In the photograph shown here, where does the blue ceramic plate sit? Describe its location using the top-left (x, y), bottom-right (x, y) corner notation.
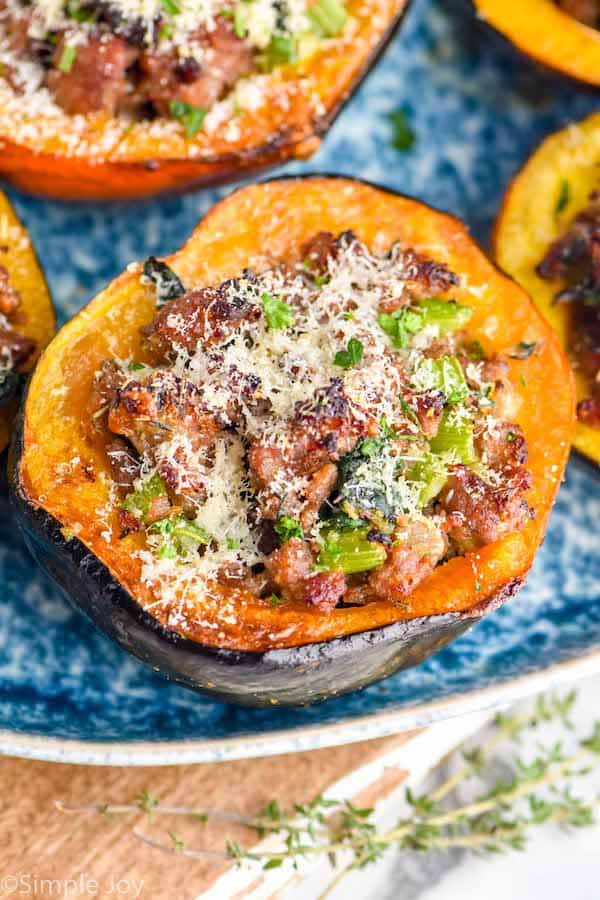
top-left (1, 0), bottom-right (599, 764)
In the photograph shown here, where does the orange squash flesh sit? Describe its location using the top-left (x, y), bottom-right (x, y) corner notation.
top-left (473, 0), bottom-right (600, 85)
top-left (494, 112), bottom-right (600, 465)
top-left (0, 192), bottom-right (54, 451)
top-left (15, 177), bottom-right (575, 652)
top-left (0, 0), bottom-right (408, 201)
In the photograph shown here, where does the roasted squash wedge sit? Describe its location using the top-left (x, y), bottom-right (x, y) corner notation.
top-left (10, 177), bottom-right (575, 706)
top-left (494, 112), bottom-right (600, 465)
top-left (0, 192), bottom-right (54, 452)
top-left (472, 0), bottom-right (600, 85)
top-left (0, 0), bottom-right (409, 201)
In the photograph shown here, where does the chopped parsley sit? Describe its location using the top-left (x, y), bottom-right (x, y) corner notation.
top-left (262, 292), bottom-right (294, 330)
top-left (169, 100), bottom-right (207, 137)
top-left (274, 516), bottom-right (304, 543)
top-left (149, 515), bottom-right (211, 559)
top-left (161, 0), bottom-right (181, 14)
top-left (122, 475), bottom-right (168, 522)
top-left (378, 308), bottom-right (422, 348)
top-left (158, 22), bottom-right (174, 41)
top-left (555, 180), bottom-right (571, 216)
top-left (334, 337), bottom-right (364, 368)
top-left (388, 108), bottom-right (416, 152)
top-left (465, 339), bottom-right (486, 360)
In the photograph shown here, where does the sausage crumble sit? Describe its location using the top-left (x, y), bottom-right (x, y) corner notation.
top-left (93, 233), bottom-right (533, 613)
top-left (0, 263), bottom-right (35, 400)
top-left (537, 190), bottom-right (600, 429)
top-left (0, 0), bottom-right (347, 128)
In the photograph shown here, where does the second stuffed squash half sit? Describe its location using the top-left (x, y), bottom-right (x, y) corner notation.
top-left (495, 112), bottom-right (600, 466)
top-left (10, 177), bottom-right (574, 705)
top-left (0, 0), bottom-right (410, 200)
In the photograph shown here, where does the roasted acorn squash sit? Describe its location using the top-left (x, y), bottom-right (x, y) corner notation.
top-left (472, 0), bottom-right (600, 85)
top-left (494, 112), bottom-right (600, 465)
top-left (10, 177), bottom-right (575, 706)
top-left (0, 0), bottom-right (409, 201)
top-left (0, 192), bottom-right (54, 452)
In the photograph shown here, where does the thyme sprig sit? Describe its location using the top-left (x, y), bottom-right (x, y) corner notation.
top-left (57, 692), bottom-right (599, 887)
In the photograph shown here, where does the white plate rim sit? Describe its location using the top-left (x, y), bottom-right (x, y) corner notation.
top-left (2, 646), bottom-right (600, 766)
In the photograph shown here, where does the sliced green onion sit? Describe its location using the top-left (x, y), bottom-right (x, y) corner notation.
top-left (122, 474), bottom-right (168, 521)
top-left (318, 528), bottom-right (387, 575)
top-left (233, 4), bottom-right (248, 38)
top-left (429, 411), bottom-right (477, 465)
top-left (414, 355), bottom-right (469, 405)
top-left (408, 453), bottom-right (448, 505)
top-left (258, 33), bottom-right (298, 71)
top-left (308, 0), bottom-right (347, 37)
top-left (65, 0), bottom-right (97, 23)
top-left (58, 45), bottom-right (77, 74)
top-left (417, 298), bottom-right (473, 333)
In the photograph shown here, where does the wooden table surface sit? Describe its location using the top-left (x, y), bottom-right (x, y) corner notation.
top-left (0, 732), bottom-right (415, 899)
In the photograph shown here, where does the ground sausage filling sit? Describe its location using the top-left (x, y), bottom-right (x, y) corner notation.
top-left (93, 232), bottom-right (533, 613)
top-left (537, 190), bottom-right (600, 429)
top-left (556, 0), bottom-right (600, 26)
top-left (0, 262), bottom-right (35, 401)
top-left (0, 0), bottom-right (346, 128)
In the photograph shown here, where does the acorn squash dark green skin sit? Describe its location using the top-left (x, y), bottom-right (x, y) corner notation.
top-left (9, 401), bottom-right (520, 707)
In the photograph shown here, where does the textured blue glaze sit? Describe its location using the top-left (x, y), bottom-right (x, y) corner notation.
top-left (1, 0), bottom-right (599, 747)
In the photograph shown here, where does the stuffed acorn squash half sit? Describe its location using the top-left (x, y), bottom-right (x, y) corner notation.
top-left (472, 0), bottom-right (600, 86)
top-left (495, 112), bottom-right (600, 466)
top-left (0, 0), bottom-right (409, 200)
top-left (10, 177), bottom-right (574, 706)
top-left (0, 191), bottom-right (54, 452)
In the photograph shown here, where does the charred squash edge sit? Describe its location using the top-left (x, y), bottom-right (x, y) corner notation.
top-left (9, 175), bottom-right (575, 707)
top-left (0, 0), bottom-right (410, 201)
top-left (472, 0), bottom-right (600, 86)
top-left (494, 111), bottom-right (600, 467)
top-left (0, 191), bottom-right (55, 452)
